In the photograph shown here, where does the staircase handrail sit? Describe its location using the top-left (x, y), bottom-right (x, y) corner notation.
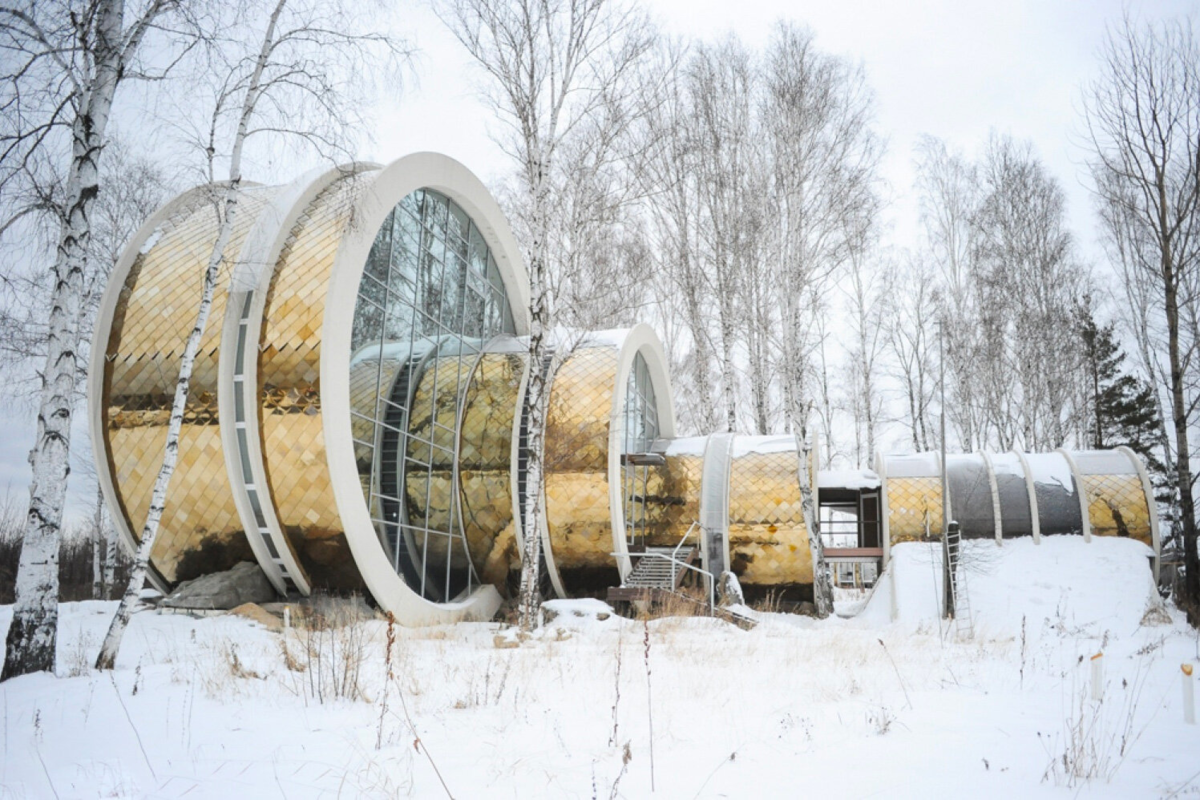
top-left (671, 521), bottom-right (700, 565)
top-left (613, 544), bottom-right (715, 611)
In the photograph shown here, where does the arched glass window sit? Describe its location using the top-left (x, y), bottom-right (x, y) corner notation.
top-left (349, 189), bottom-right (517, 601)
top-left (621, 352), bottom-right (659, 546)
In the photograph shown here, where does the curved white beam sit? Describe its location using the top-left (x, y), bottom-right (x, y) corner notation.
top-left (1012, 450), bottom-right (1042, 544)
top-left (875, 451), bottom-right (891, 566)
top-left (700, 433), bottom-right (735, 578)
top-left (978, 450), bottom-right (1004, 544)
top-left (218, 163), bottom-right (371, 597)
top-left (607, 324), bottom-right (676, 582)
top-left (324, 153), bottom-right (527, 625)
top-left (1119, 445), bottom-right (1162, 581)
top-left (1056, 449), bottom-right (1092, 542)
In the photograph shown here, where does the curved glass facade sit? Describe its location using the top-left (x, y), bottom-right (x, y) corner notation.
top-left (349, 188), bottom-right (517, 600)
top-left (621, 352), bottom-right (660, 547)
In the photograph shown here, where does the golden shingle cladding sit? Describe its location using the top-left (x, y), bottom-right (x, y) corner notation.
top-left (105, 187), bottom-right (273, 582)
top-left (257, 172), bottom-right (373, 588)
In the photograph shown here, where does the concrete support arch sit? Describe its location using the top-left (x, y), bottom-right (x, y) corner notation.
top-left (978, 450), bottom-right (1004, 544)
top-left (1013, 450), bottom-right (1042, 544)
top-left (218, 164), bottom-right (372, 597)
top-left (1056, 449), bottom-right (1093, 542)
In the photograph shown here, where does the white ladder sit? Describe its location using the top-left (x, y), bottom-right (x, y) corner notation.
top-left (944, 523), bottom-right (974, 640)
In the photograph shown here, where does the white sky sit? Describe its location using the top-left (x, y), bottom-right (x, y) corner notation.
top-left (366, 0), bottom-right (1196, 269)
top-left (1, 0), bottom-right (1195, 517)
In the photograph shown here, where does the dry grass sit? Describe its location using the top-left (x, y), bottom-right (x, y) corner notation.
top-left (1039, 655), bottom-right (1157, 788)
top-left (278, 593), bottom-right (381, 704)
top-left (622, 586), bottom-right (713, 622)
top-left (751, 589), bottom-right (785, 615)
top-left (62, 630), bottom-right (97, 678)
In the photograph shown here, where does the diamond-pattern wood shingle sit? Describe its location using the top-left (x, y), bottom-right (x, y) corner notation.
top-left (105, 187), bottom-right (272, 582)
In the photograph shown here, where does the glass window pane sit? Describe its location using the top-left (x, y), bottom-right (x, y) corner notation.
top-left (447, 200), bottom-right (469, 251)
top-left (468, 223), bottom-right (488, 274)
top-left (424, 190), bottom-right (448, 237)
top-left (350, 185), bottom-right (516, 597)
top-left (365, 210), bottom-right (393, 285)
top-left (399, 188), bottom-right (423, 219)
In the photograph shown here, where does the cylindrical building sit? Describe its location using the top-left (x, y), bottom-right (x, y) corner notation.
top-left (877, 448), bottom-right (1159, 573)
top-left (91, 154), bottom-right (533, 624)
top-left (91, 152), bottom-right (1162, 625)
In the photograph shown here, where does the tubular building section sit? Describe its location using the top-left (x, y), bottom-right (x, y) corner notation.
top-left (91, 153), bottom-right (1162, 625)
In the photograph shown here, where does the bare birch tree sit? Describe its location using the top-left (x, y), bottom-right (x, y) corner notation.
top-left (915, 136), bottom-right (981, 452)
top-left (0, 0), bottom-right (185, 681)
top-left (972, 135), bottom-right (1087, 451)
top-left (763, 22), bottom-right (879, 616)
top-left (844, 244), bottom-right (888, 467)
top-left (640, 39), bottom-right (721, 435)
top-left (1084, 15), bottom-right (1200, 619)
top-left (436, 0), bottom-right (654, 631)
top-left (0, 141), bottom-right (165, 605)
top-left (687, 38), bottom-right (762, 433)
top-left (96, 0), bottom-right (406, 668)
top-left (889, 254), bottom-right (937, 452)
top-left (917, 134), bottom-right (1088, 453)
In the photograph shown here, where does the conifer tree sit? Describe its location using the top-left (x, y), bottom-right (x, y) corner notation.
top-left (1075, 301), bottom-right (1170, 498)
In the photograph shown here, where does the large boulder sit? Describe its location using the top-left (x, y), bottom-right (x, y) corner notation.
top-left (161, 562), bottom-right (276, 611)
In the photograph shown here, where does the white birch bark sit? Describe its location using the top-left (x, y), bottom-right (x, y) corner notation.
top-left (797, 427), bottom-right (832, 618)
top-left (96, 0), bottom-right (287, 670)
top-left (783, 365), bottom-right (832, 616)
top-left (2, 0), bottom-right (134, 681)
top-left (91, 486), bottom-right (105, 600)
top-left (102, 515), bottom-right (118, 600)
top-left (437, 0), bottom-right (652, 632)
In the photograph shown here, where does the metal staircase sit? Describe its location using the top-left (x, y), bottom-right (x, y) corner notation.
top-left (624, 546), bottom-right (694, 590)
top-left (606, 524), bottom-right (757, 629)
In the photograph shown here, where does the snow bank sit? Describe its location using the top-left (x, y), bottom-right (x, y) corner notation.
top-left (541, 598), bottom-right (620, 630)
top-left (860, 536), bottom-right (1160, 636)
top-left (0, 552), bottom-right (1193, 798)
top-left (137, 227), bottom-right (163, 255)
top-left (882, 451), bottom-right (941, 477)
top-left (989, 451), bottom-right (1025, 477)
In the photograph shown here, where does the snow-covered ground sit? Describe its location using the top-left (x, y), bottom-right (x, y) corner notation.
top-left (2, 537), bottom-right (1198, 798)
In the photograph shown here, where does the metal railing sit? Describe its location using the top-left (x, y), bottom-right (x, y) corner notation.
top-left (613, 521), bottom-right (716, 610)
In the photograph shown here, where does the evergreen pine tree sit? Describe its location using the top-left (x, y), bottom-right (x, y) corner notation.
top-left (1075, 301), bottom-right (1171, 502)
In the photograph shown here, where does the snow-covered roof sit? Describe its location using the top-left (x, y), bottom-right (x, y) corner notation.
top-left (731, 434), bottom-right (797, 458)
top-left (819, 469), bottom-right (881, 490)
top-left (661, 436), bottom-right (708, 457)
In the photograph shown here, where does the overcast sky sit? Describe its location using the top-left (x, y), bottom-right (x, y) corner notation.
top-left (1, 0), bottom-right (1195, 519)
top-left (370, 0), bottom-right (1195, 268)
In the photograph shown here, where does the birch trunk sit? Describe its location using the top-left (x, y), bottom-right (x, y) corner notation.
top-left (1, 0), bottom-right (124, 681)
top-left (96, 0), bottom-right (286, 670)
top-left (786, 376), bottom-right (832, 618)
top-left (92, 487), bottom-right (105, 600)
top-left (1164, 236), bottom-right (1199, 622)
top-left (103, 517), bottom-right (118, 600)
top-left (94, 174), bottom-right (241, 669)
top-left (780, 287), bottom-right (832, 618)
top-left (518, 154), bottom-right (551, 633)
top-left (718, 309), bottom-right (737, 433)
top-left (797, 424), bottom-right (831, 618)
